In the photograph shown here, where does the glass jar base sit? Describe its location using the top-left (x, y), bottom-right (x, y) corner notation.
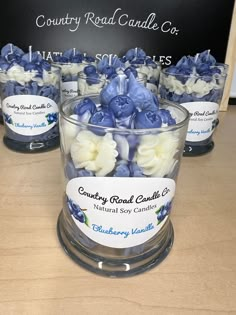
top-left (183, 141), bottom-right (214, 157)
top-left (57, 211), bottom-right (174, 278)
top-left (3, 135), bottom-right (60, 153)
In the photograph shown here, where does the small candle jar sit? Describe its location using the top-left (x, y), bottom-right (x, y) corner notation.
top-left (129, 61), bottom-right (161, 94)
top-left (54, 62), bottom-right (90, 101)
top-left (160, 62), bottom-right (228, 156)
top-left (0, 65), bottom-right (61, 152)
top-left (57, 95), bottom-right (189, 277)
top-left (77, 72), bottom-right (107, 96)
top-left (53, 49), bottom-right (97, 102)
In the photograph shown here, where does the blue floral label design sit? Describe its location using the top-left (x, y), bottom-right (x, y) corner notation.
top-left (66, 177), bottom-right (176, 248)
top-left (3, 113), bottom-right (13, 125)
top-left (156, 201), bottom-right (172, 225)
top-left (67, 197), bottom-right (89, 226)
top-left (46, 112), bottom-right (58, 125)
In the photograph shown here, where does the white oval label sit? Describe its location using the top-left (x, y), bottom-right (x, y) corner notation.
top-left (180, 101), bottom-right (219, 142)
top-left (66, 177), bottom-right (176, 248)
top-left (61, 82), bottom-right (78, 101)
top-left (2, 95), bottom-right (58, 136)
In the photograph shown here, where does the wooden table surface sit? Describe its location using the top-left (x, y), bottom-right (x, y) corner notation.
top-left (0, 107), bottom-right (236, 315)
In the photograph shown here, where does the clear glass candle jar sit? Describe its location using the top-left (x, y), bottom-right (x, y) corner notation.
top-left (0, 65), bottom-right (61, 152)
top-left (77, 72), bottom-right (107, 96)
top-left (53, 62), bottom-right (90, 102)
top-left (128, 61), bottom-right (161, 94)
top-left (57, 95), bottom-right (189, 277)
top-left (159, 64), bottom-right (228, 156)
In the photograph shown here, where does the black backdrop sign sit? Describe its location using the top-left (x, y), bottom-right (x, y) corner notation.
top-left (0, 0), bottom-right (234, 65)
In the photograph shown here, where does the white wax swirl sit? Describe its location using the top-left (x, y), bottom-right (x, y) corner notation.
top-left (161, 73), bottom-right (225, 98)
top-left (70, 130), bottom-right (118, 176)
top-left (60, 114), bottom-right (80, 154)
top-left (135, 132), bottom-right (179, 177)
top-left (0, 65), bottom-right (59, 86)
top-left (58, 63), bottom-right (88, 76)
top-left (78, 76), bottom-right (106, 95)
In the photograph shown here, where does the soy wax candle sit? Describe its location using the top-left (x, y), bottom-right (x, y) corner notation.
top-left (160, 50), bottom-right (228, 156)
top-left (52, 48), bottom-right (96, 102)
top-left (0, 44), bottom-right (61, 152)
top-left (57, 74), bottom-right (189, 277)
top-left (121, 47), bottom-right (161, 94)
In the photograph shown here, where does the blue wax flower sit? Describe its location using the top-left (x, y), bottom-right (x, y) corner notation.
top-left (0, 57), bottom-right (10, 70)
top-left (84, 65), bottom-right (97, 76)
top-left (58, 49), bottom-right (83, 63)
top-left (89, 109), bottom-right (116, 128)
top-left (97, 56), bottom-right (124, 75)
top-left (4, 81), bottom-right (37, 97)
top-left (22, 51), bottom-right (42, 64)
top-left (83, 55), bottom-right (96, 63)
top-left (124, 48), bottom-right (146, 62)
top-left (40, 60), bottom-right (51, 72)
top-left (100, 75), bottom-right (128, 105)
top-left (38, 85), bottom-right (57, 99)
top-left (129, 162), bottom-right (145, 177)
top-left (198, 50), bottom-right (216, 66)
top-left (127, 73), bottom-right (158, 111)
top-left (124, 66), bottom-right (138, 78)
top-left (113, 162), bottom-right (130, 177)
top-left (127, 134), bottom-right (139, 160)
top-left (130, 58), bottom-right (145, 65)
top-left (158, 109), bottom-right (176, 126)
top-left (134, 110), bottom-right (162, 129)
top-left (113, 161), bottom-right (144, 177)
top-left (176, 56), bottom-right (195, 71)
top-left (109, 95), bottom-right (135, 119)
top-left (1, 43), bottom-right (24, 63)
top-left (73, 97), bottom-right (97, 122)
top-left (71, 54), bottom-right (83, 63)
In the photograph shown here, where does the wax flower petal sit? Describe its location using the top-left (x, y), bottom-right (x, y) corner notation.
top-left (135, 132), bottom-right (179, 177)
top-left (70, 130), bottom-right (118, 177)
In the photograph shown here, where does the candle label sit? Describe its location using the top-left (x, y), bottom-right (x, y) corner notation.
top-left (61, 81), bottom-right (78, 101)
top-left (2, 95), bottom-right (58, 136)
top-left (180, 101), bottom-right (219, 142)
top-left (66, 177), bottom-right (175, 248)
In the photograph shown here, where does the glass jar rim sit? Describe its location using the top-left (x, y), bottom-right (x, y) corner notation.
top-left (161, 63), bottom-right (228, 79)
top-left (60, 94), bottom-right (190, 134)
top-left (0, 64), bottom-right (61, 74)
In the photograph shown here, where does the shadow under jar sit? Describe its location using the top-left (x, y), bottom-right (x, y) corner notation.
top-left (57, 95), bottom-right (189, 277)
top-left (0, 65), bottom-right (61, 153)
top-left (159, 65), bottom-right (228, 156)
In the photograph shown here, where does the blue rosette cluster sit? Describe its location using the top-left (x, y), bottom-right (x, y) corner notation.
top-left (159, 50), bottom-right (228, 104)
top-left (61, 73), bottom-right (179, 179)
top-left (121, 48), bottom-right (161, 91)
top-left (52, 48), bottom-right (96, 82)
top-left (0, 43), bottom-right (60, 149)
